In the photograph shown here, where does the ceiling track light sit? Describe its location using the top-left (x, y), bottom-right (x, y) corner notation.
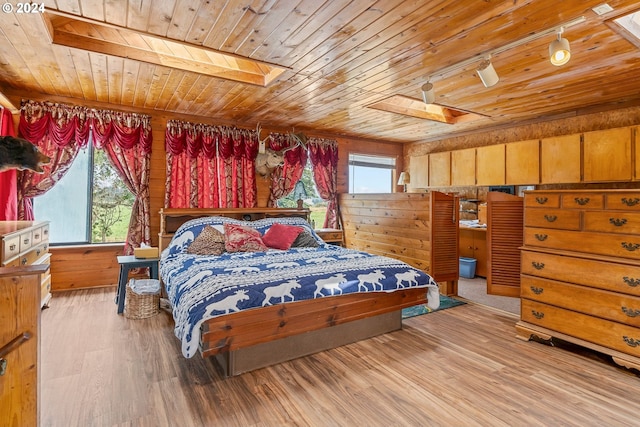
top-left (419, 15), bottom-right (585, 97)
top-left (476, 57), bottom-right (499, 87)
top-left (549, 27), bottom-right (571, 66)
top-left (421, 81), bottom-right (435, 104)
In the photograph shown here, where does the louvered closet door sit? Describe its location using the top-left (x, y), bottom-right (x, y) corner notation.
top-left (430, 191), bottom-right (459, 283)
top-left (487, 191), bottom-right (523, 297)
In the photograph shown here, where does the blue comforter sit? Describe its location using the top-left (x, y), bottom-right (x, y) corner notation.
top-left (160, 216), bottom-right (440, 358)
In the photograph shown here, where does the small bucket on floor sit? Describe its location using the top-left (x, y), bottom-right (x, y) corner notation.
top-left (124, 279), bottom-right (160, 319)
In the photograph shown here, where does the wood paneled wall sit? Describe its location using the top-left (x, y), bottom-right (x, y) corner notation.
top-left (340, 193), bottom-right (433, 272)
top-left (339, 192), bottom-right (459, 295)
top-left (9, 91), bottom-right (403, 291)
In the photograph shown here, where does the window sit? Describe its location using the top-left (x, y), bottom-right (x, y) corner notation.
top-left (348, 153), bottom-right (396, 193)
top-left (33, 146), bottom-right (133, 245)
top-left (277, 161), bottom-right (327, 228)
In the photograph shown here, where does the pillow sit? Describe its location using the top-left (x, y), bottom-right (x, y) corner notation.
top-left (291, 231), bottom-right (320, 248)
top-left (224, 223), bottom-right (268, 252)
top-left (186, 226), bottom-right (225, 256)
top-left (262, 223), bottom-right (305, 250)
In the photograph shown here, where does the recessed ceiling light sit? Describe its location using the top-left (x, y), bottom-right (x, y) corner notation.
top-left (592, 3), bottom-right (614, 16)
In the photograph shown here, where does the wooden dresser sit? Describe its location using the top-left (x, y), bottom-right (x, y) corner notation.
top-left (0, 221), bottom-right (51, 308)
top-left (0, 264), bottom-right (50, 427)
top-left (516, 189), bottom-right (640, 371)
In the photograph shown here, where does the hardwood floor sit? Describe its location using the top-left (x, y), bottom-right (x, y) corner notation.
top-left (41, 287), bottom-right (640, 426)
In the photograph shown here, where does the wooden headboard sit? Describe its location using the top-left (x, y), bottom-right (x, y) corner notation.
top-left (158, 207), bottom-right (311, 252)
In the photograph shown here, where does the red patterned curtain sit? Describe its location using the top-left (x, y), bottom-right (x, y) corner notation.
top-left (308, 138), bottom-right (339, 228)
top-left (267, 133), bottom-right (308, 207)
top-left (164, 120), bottom-right (258, 208)
top-left (17, 101), bottom-right (91, 220)
top-left (0, 107), bottom-right (18, 220)
top-left (92, 111), bottom-right (153, 254)
top-left (17, 100), bottom-right (152, 255)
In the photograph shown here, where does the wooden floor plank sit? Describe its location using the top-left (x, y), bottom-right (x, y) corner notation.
top-left (41, 288), bottom-right (640, 426)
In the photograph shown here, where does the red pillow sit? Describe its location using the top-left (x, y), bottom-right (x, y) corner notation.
top-left (224, 223), bottom-right (268, 252)
top-left (262, 223), bottom-right (305, 250)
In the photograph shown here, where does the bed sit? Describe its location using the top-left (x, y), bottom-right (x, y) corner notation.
top-left (159, 208), bottom-right (441, 376)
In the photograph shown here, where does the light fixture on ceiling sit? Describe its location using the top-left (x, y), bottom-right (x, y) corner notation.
top-left (421, 81), bottom-right (435, 104)
top-left (397, 171), bottom-right (410, 192)
top-left (418, 15), bottom-right (585, 99)
top-left (476, 57), bottom-right (499, 87)
top-left (549, 27), bottom-right (571, 66)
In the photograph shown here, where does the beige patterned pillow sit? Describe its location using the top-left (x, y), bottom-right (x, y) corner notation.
top-left (187, 226), bottom-right (225, 256)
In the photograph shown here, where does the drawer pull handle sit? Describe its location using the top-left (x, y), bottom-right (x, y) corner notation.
top-left (623, 336), bottom-right (640, 348)
top-left (535, 197), bottom-right (548, 205)
top-left (544, 215), bottom-right (557, 222)
top-left (609, 218), bottom-right (627, 227)
top-left (531, 310), bottom-right (544, 320)
top-left (34, 233), bottom-right (40, 239)
top-left (530, 286), bottom-right (543, 295)
top-left (574, 197), bottom-right (590, 206)
top-left (622, 198), bottom-right (640, 207)
top-left (622, 307), bottom-right (640, 318)
top-left (532, 262), bottom-right (545, 270)
top-left (9, 244), bottom-right (16, 251)
top-left (23, 238), bottom-right (29, 244)
top-left (621, 242), bottom-right (640, 252)
top-left (623, 277), bottom-right (640, 287)
top-left (534, 234), bottom-right (548, 241)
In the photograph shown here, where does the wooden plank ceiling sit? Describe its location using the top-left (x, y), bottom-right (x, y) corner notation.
top-left (0, 0), bottom-right (639, 144)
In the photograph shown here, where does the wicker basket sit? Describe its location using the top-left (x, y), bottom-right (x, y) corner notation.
top-left (124, 279), bottom-right (160, 319)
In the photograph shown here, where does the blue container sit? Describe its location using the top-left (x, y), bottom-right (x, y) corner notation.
top-left (459, 257), bottom-right (477, 279)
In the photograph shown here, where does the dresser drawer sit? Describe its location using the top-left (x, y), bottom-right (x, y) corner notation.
top-left (524, 193), bottom-right (560, 208)
top-left (2, 235), bottom-right (20, 262)
top-left (521, 250), bottom-right (640, 296)
top-left (560, 193), bottom-right (604, 209)
top-left (521, 299), bottom-right (640, 358)
top-left (606, 193), bottom-right (640, 211)
top-left (524, 208), bottom-right (581, 230)
top-left (521, 275), bottom-right (640, 327)
top-left (19, 230), bottom-right (33, 252)
top-left (4, 242), bottom-right (49, 267)
top-left (32, 225), bottom-right (46, 244)
top-left (583, 211), bottom-right (640, 235)
top-left (524, 228), bottom-right (640, 260)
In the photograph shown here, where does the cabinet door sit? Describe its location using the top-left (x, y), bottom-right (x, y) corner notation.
top-left (583, 127), bottom-right (632, 182)
top-left (410, 154), bottom-right (429, 188)
top-left (506, 139), bottom-right (539, 184)
top-left (429, 151), bottom-right (451, 187)
top-left (540, 134), bottom-right (581, 184)
top-left (451, 148), bottom-right (476, 186)
top-left (459, 228), bottom-right (475, 258)
top-left (476, 144), bottom-right (505, 185)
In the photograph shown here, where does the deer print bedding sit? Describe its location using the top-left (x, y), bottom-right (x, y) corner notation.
top-left (160, 216), bottom-right (440, 358)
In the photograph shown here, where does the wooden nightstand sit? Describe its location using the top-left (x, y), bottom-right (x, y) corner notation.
top-left (315, 228), bottom-right (344, 246)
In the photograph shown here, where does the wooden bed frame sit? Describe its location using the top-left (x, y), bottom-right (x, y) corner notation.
top-left (158, 207), bottom-right (432, 376)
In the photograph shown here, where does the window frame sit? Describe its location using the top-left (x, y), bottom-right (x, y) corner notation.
top-left (347, 152), bottom-right (398, 194)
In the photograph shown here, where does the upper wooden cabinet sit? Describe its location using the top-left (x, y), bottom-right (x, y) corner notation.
top-left (451, 148), bottom-right (476, 186)
top-left (540, 134), bottom-right (581, 184)
top-left (583, 127), bottom-right (632, 182)
top-left (410, 154), bottom-right (429, 188)
top-left (429, 151), bottom-right (451, 187)
top-left (506, 139), bottom-right (539, 185)
top-left (476, 144), bottom-right (505, 186)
